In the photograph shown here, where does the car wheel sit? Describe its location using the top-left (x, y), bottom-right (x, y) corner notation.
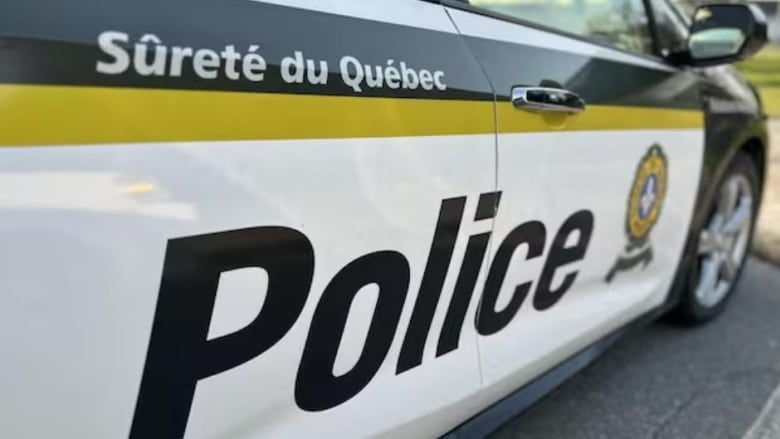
top-left (675, 152), bottom-right (759, 324)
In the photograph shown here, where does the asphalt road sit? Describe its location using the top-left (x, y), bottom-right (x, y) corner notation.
top-left (490, 258), bottom-right (780, 439)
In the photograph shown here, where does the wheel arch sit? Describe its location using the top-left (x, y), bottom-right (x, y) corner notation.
top-left (660, 119), bottom-right (768, 315)
top-left (740, 135), bottom-right (767, 197)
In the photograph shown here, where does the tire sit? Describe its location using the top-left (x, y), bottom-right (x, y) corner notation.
top-left (673, 152), bottom-right (760, 324)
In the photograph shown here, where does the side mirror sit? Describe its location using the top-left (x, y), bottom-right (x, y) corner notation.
top-left (681, 4), bottom-right (768, 67)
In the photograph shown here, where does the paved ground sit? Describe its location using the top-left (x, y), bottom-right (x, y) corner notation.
top-left (490, 258), bottom-right (780, 439)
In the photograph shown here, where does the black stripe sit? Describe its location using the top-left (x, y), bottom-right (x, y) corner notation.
top-left (0, 0), bottom-right (702, 109)
top-left (462, 35), bottom-right (702, 109)
top-left (0, 0), bottom-right (493, 100)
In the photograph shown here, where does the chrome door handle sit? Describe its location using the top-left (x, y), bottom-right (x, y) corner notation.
top-left (511, 86), bottom-right (586, 114)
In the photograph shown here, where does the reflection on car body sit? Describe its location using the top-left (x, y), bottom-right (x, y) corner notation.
top-left (0, 0), bottom-right (769, 437)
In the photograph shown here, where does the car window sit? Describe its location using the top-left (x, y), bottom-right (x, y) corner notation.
top-left (469, 0), bottom-right (654, 54)
top-left (666, 0), bottom-right (693, 24)
top-left (648, 0), bottom-right (689, 56)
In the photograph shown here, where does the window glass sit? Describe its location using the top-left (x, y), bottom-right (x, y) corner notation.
top-left (648, 0), bottom-right (689, 56)
top-left (667, 0), bottom-right (694, 23)
top-left (470, 0), bottom-right (654, 54)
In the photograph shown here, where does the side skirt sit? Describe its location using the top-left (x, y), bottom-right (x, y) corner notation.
top-left (441, 306), bottom-right (669, 439)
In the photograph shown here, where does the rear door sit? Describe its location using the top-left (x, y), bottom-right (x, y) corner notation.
top-left (0, 0), bottom-right (497, 437)
top-left (444, 0), bottom-right (705, 403)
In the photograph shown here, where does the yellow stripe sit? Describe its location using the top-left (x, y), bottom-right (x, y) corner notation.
top-left (0, 84), bottom-right (703, 146)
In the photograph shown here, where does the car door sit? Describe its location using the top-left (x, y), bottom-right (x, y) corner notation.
top-left (0, 0), bottom-right (497, 438)
top-left (444, 0), bottom-right (706, 404)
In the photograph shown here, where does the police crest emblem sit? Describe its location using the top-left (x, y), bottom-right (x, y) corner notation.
top-left (606, 144), bottom-right (668, 282)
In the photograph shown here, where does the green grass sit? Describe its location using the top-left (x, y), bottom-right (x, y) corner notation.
top-left (757, 87), bottom-right (780, 117)
top-left (737, 45), bottom-right (780, 116)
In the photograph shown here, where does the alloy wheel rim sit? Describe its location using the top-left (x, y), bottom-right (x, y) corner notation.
top-left (695, 173), bottom-right (754, 308)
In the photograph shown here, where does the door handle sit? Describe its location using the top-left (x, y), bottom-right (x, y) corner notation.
top-left (511, 86), bottom-right (586, 114)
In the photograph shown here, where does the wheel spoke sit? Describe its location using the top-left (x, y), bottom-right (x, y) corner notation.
top-left (720, 255), bottom-right (739, 282)
top-left (722, 199), bottom-right (752, 235)
top-left (698, 229), bottom-right (718, 255)
top-left (695, 173), bottom-right (752, 308)
top-left (699, 258), bottom-right (720, 296)
top-left (709, 213), bottom-right (725, 232)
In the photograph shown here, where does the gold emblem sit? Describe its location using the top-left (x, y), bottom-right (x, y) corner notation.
top-left (627, 145), bottom-right (667, 242)
top-left (606, 144), bottom-right (668, 283)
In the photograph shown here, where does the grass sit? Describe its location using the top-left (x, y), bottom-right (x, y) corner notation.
top-left (737, 44), bottom-right (780, 116)
top-left (757, 87), bottom-right (780, 116)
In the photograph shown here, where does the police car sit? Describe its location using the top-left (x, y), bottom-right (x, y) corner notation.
top-left (0, 0), bottom-right (770, 437)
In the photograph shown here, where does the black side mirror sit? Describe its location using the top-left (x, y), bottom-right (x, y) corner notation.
top-left (676, 3), bottom-right (768, 67)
